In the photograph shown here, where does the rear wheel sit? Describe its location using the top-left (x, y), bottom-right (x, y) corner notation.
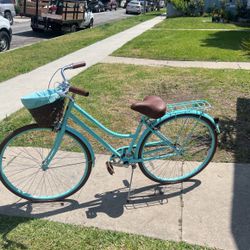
top-left (138, 114), bottom-right (217, 184)
top-left (0, 124), bottom-right (92, 201)
top-left (32, 27), bottom-right (44, 32)
top-left (87, 18), bottom-right (94, 28)
top-left (70, 24), bottom-right (77, 32)
top-left (51, 23), bottom-right (62, 32)
top-left (4, 11), bottom-right (13, 25)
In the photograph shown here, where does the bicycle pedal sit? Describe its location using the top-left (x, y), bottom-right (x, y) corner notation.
top-left (106, 161), bottom-right (115, 175)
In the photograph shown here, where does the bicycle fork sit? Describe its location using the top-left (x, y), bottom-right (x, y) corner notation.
top-left (41, 125), bottom-right (66, 171)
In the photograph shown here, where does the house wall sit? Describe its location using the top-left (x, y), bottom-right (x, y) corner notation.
top-left (204, 0), bottom-right (221, 10)
top-left (205, 0), bottom-right (248, 11)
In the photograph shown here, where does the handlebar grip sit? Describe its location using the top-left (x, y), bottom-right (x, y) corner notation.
top-left (69, 86), bottom-right (89, 97)
top-left (71, 61), bottom-right (86, 69)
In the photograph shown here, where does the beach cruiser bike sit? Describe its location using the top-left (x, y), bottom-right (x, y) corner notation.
top-left (0, 62), bottom-right (220, 202)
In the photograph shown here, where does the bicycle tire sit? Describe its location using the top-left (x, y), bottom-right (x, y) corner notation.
top-left (138, 114), bottom-right (217, 184)
top-left (0, 124), bottom-right (92, 201)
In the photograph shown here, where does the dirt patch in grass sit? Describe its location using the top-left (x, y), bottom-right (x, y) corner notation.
top-left (1, 64), bottom-right (250, 163)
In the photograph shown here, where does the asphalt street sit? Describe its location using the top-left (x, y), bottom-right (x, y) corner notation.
top-left (11, 8), bottom-right (129, 50)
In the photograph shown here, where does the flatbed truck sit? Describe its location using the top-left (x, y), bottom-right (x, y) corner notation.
top-left (20, 0), bottom-right (93, 32)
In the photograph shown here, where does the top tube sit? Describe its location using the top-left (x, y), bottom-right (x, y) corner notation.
top-left (71, 102), bottom-right (134, 139)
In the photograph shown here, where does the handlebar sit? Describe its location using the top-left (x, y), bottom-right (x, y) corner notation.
top-left (69, 86), bottom-right (89, 97)
top-left (62, 61), bottom-right (86, 71)
top-left (61, 61), bottom-right (86, 73)
top-left (58, 61), bottom-right (89, 97)
top-left (71, 62), bottom-right (86, 69)
top-left (60, 61), bottom-right (86, 82)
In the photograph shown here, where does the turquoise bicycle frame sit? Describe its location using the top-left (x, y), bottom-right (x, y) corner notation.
top-left (42, 98), bottom-right (220, 169)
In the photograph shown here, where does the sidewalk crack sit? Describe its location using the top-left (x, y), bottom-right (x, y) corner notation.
top-left (178, 181), bottom-right (184, 241)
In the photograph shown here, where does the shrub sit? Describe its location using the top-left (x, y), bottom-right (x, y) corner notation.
top-left (15, 0), bottom-right (21, 15)
top-left (170, 0), bottom-right (204, 16)
top-left (15, 4), bottom-right (21, 15)
top-left (242, 39), bottom-right (250, 55)
top-left (202, 12), bottom-right (211, 17)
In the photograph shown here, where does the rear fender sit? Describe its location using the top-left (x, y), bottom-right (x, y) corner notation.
top-left (135, 110), bottom-right (219, 158)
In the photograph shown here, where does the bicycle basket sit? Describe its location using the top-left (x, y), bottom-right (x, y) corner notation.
top-left (21, 89), bottom-right (65, 127)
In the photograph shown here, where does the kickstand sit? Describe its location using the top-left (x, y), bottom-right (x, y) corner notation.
top-left (127, 164), bottom-right (136, 203)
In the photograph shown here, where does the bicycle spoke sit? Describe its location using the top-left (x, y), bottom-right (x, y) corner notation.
top-left (50, 161), bottom-right (86, 169)
top-left (0, 125), bottom-right (91, 201)
top-left (139, 115), bottom-right (216, 183)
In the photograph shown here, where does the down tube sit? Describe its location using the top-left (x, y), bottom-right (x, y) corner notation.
top-left (68, 104), bottom-right (132, 157)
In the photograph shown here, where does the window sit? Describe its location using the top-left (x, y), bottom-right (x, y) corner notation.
top-left (0, 0), bottom-right (13, 4)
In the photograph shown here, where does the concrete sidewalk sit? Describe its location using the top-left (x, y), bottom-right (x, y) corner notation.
top-left (103, 56), bottom-right (250, 70)
top-left (0, 154), bottom-right (250, 250)
top-left (0, 16), bottom-right (164, 121)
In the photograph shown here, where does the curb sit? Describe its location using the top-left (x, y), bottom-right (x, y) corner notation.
top-left (14, 17), bottom-right (30, 23)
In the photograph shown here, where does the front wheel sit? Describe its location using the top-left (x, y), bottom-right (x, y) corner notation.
top-left (0, 124), bottom-right (92, 201)
top-left (138, 114), bottom-right (217, 184)
top-left (0, 31), bottom-right (10, 52)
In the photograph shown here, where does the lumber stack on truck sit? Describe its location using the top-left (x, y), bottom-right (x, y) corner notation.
top-left (20, 0), bottom-right (85, 21)
top-left (20, 0), bottom-right (49, 17)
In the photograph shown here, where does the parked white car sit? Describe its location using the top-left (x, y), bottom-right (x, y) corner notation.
top-left (120, 0), bottom-right (126, 8)
top-left (159, 0), bottom-right (165, 8)
top-left (80, 7), bottom-right (94, 28)
top-left (0, 0), bottom-right (16, 25)
top-left (126, 0), bottom-right (143, 14)
top-left (0, 14), bottom-right (12, 52)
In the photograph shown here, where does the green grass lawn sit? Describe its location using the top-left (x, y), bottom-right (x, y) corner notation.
top-left (1, 63), bottom-right (249, 163)
top-left (113, 17), bottom-right (250, 62)
top-left (0, 214), bottom-right (211, 250)
top-left (0, 13), bottom-right (157, 83)
top-left (155, 17), bottom-right (250, 29)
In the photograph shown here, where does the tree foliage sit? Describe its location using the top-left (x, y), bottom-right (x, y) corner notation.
top-left (170, 0), bottom-right (204, 16)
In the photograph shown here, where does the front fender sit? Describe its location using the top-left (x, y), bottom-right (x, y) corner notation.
top-left (135, 110), bottom-right (219, 158)
top-left (66, 126), bottom-right (95, 167)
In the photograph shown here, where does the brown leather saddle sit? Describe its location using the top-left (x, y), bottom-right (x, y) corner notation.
top-left (131, 96), bottom-right (166, 119)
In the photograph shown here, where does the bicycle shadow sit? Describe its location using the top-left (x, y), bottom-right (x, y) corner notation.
top-left (0, 179), bottom-right (201, 220)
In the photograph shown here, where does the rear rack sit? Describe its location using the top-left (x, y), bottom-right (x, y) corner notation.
top-left (167, 100), bottom-right (211, 112)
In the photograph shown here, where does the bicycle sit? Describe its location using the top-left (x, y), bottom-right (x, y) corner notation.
top-left (0, 62), bottom-right (220, 202)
